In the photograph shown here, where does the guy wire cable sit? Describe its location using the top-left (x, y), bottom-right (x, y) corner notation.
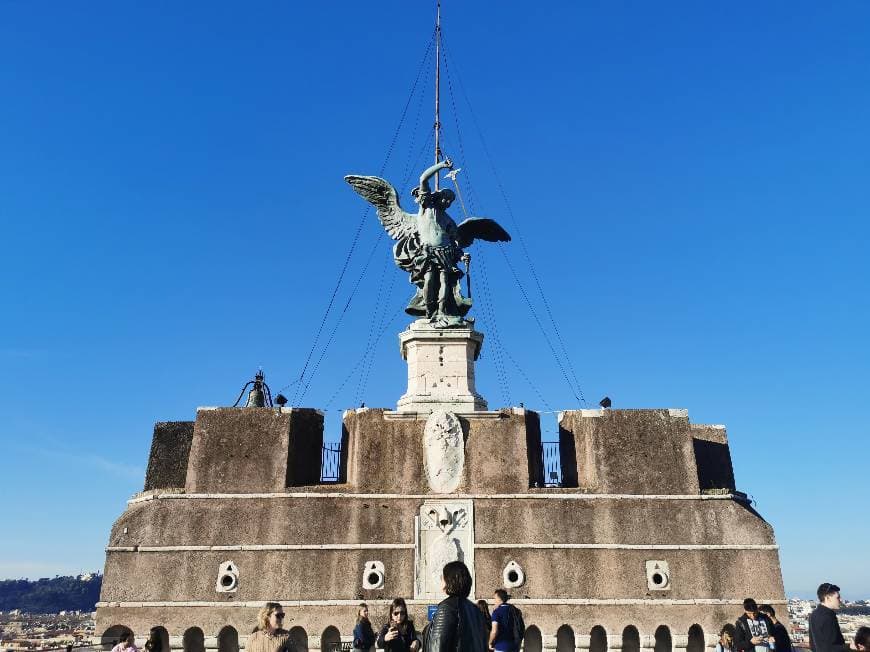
top-left (286, 29), bottom-right (437, 403)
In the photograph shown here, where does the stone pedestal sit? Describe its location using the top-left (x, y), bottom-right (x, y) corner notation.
top-left (396, 320), bottom-right (487, 412)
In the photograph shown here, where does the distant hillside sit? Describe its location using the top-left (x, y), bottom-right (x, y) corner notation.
top-left (0, 574), bottom-right (102, 613)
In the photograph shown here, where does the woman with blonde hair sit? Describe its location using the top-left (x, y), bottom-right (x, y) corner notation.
top-left (247, 602), bottom-right (293, 652)
top-left (353, 603), bottom-right (376, 652)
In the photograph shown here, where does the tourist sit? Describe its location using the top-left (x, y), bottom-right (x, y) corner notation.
top-left (734, 598), bottom-right (775, 652)
top-left (246, 602), bottom-right (294, 652)
top-left (716, 625), bottom-right (735, 652)
top-left (489, 589), bottom-right (523, 652)
top-left (145, 628), bottom-right (164, 652)
top-left (476, 600), bottom-right (492, 637)
top-left (853, 627), bottom-right (869, 652)
top-left (111, 632), bottom-right (139, 652)
top-left (377, 598), bottom-right (420, 652)
top-left (759, 605), bottom-right (793, 652)
top-left (809, 583), bottom-right (847, 652)
top-left (423, 561), bottom-right (487, 652)
top-left (354, 603), bottom-right (377, 652)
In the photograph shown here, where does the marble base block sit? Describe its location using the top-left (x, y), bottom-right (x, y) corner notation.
top-left (396, 320), bottom-right (488, 412)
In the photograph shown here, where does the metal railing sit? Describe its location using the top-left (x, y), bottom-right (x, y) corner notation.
top-left (321, 440), bottom-right (562, 486)
top-left (321, 442), bottom-right (342, 482)
top-left (541, 440), bottom-right (562, 487)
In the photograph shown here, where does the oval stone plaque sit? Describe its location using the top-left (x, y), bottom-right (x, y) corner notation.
top-left (423, 410), bottom-right (464, 493)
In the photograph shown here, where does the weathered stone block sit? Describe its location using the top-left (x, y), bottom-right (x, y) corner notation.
top-left (342, 408), bottom-right (541, 493)
top-left (559, 410), bottom-right (700, 495)
top-left (144, 421), bottom-right (194, 491)
top-left (184, 407), bottom-right (323, 493)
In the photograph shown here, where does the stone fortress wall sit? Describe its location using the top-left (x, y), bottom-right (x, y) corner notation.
top-left (96, 406), bottom-right (786, 652)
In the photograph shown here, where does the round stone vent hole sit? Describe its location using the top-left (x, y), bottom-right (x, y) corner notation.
top-left (651, 573), bottom-right (664, 586)
top-left (221, 574), bottom-right (234, 587)
top-left (367, 572), bottom-right (381, 586)
top-left (506, 570), bottom-right (519, 583)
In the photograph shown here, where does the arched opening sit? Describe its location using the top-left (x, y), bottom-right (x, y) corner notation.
top-left (622, 626), bottom-right (640, 652)
top-left (218, 626), bottom-right (239, 652)
top-left (524, 626), bottom-right (542, 652)
top-left (654, 626), bottom-right (672, 652)
top-left (183, 627), bottom-right (205, 652)
top-left (101, 626), bottom-right (133, 651)
top-left (148, 627), bottom-right (170, 652)
top-left (321, 626), bottom-right (341, 652)
top-left (557, 626), bottom-right (575, 652)
top-left (590, 626), bottom-right (608, 652)
top-left (289, 627), bottom-right (309, 652)
top-left (687, 625), bottom-right (704, 652)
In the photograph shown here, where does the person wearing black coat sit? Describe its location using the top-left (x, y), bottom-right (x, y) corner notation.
top-left (424, 561), bottom-right (487, 652)
top-left (377, 598), bottom-right (420, 652)
top-left (734, 598), bottom-right (775, 652)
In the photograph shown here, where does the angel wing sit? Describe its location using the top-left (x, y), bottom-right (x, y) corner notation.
top-left (455, 217), bottom-right (511, 248)
top-left (344, 175), bottom-right (416, 240)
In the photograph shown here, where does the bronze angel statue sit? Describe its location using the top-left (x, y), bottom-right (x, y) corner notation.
top-left (346, 160), bottom-right (511, 327)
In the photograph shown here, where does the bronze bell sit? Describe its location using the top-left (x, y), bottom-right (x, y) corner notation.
top-left (244, 370), bottom-right (267, 407)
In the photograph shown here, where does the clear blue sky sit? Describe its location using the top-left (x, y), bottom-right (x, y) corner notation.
top-left (1, 1), bottom-right (868, 600)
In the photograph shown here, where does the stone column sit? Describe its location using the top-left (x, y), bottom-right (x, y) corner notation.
top-left (672, 634), bottom-right (688, 652)
top-left (542, 634), bottom-right (558, 652)
top-left (576, 634), bottom-right (592, 652)
top-left (608, 635), bottom-right (623, 652)
top-left (640, 635), bottom-right (655, 652)
top-left (396, 320), bottom-right (487, 412)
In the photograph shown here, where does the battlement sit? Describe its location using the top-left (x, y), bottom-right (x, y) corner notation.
top-left (140, 407), bottom-right (737, 498)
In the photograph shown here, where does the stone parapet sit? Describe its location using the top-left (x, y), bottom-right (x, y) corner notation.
top-left (558, 410), bottom-right (702, 494)
top-left (184, 407), bottom-right (324, 493)
top-left (342, 408), bottom-right (541, 493)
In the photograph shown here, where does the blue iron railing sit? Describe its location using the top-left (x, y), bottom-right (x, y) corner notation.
top-left (541, 440), bottom-right (562, 487)
top-left (321, 442), bottom-right (342, 482)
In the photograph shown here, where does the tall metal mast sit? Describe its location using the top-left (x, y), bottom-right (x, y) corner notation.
top-left (434, 0), bottom-right (442, 190)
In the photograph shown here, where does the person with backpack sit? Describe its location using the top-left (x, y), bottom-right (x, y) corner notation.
top-left (489, 589), bottom-right (524, 652)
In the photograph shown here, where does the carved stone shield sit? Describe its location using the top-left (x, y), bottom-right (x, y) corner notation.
top-left (423, 410), bottom-right (464, 493)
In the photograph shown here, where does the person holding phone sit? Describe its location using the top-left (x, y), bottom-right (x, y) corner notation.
top-left (377, 598), bottom-right (420, 652)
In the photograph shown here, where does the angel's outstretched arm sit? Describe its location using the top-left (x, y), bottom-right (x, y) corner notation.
top-left (418, 159), bottom-right (452, 192)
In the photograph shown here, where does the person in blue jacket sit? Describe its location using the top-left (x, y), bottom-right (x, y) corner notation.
top-left (354, 603), bottom-right (376, 652)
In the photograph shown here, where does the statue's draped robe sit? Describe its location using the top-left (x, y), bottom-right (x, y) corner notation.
top-left (393, 196), bottom-right (471, 317)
